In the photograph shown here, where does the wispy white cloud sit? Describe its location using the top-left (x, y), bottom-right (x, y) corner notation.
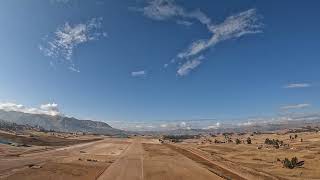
top-left (39, 17), bottom-right (107, 72)
top-left (50, 0), bottom-right (71, 3)
top-left (180, 121), bottom-right (186, 127)
top-left (69, 66), bottom-right (80, 73)
top-left (176, 20), bottom-right (193, 26)
top-left (177, 9), bottom-right (262, 75)
top-left (160, 124), bottom-right (167, 128)
top-left (137, 0), bottom-right (184, 21)
top-left (203, 122), bottom-right (221, 129)
top-left (281, 103), bottom-right (311, 110)
top-left (50, 0), bottom-right (82, 4)
top-left (131, 70), bottom-right (147, 77)
top-left (284, 83), bottom-right (311, 89)
top-left (132, 0), bottom-right (210, 27)
top-left (178, 9), bottom-right (262, 59)
top-left (185, 9), bottom-right (211, 27)
top-left (0, 102), bottom-right (61, 116)
top-left (237, 121), bottom-right (254, 126)
top-left (133, 1), bottom-right (262, 76)
top-left (177, 56), bottom-right (203, 76)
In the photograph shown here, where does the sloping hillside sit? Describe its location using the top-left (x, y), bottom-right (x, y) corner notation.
top-left (0, 110), bottom-right (123, 135)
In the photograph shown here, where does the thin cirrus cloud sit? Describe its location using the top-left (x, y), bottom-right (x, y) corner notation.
top-left (177, 9), bottom-right (263, 59)
top-left (132, 0), bottom-right (211, 27)
top-left (131, 70), bottom-right (147, 77)
top-left (51, 0), bottom-right (70, 3)
top-left (0, 102), bottom-right (61, 116)
top-left (177, 56), bottom-right (203, 76)
top-left (284, 83), bottom-right (311, 89)
top-left (50, 0), bottom-right (79, 4)
top-left (132, 0), bottom-right (263, 76)
top-left (39, 17), bottom-right (107, 72)
top-left (281, 103), bottom-right (311, 110)
top-left (176, 20), bottom-right (193, 26)
top-left (203, 122), bottom-right (221, 129)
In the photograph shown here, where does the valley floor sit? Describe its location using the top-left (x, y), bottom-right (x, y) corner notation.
top-left (1, 132), bottom-right (320, 180)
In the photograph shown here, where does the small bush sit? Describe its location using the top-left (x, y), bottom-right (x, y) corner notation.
top-left (236, 139), bottom-right (241, 144)
top-left (210, 133), bottom-right (217, 137)
top-left (246, 137), bottom-right (252, 144)
top-left (282, 157), bottom-right (304, 169)
top-left (265, 138), bottom-right (283, 148)
top-left (291, 157), bottom-right (298, 166)
top-left (283, 158), bottom-right (293, 169)
top-left (171, 139), bottom-right (182, 143)
top-left (214, 139), bottom-right (225, 144)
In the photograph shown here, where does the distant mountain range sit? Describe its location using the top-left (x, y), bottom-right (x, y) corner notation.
top-left (0, 110), bottom-right (123, 135)
top-left (139, 116), bottom-right (320, 135)
top-left (1, 109), bottom-right (319, 136)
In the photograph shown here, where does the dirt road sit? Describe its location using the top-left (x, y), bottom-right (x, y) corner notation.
top-left (97, 139), bottom-right (145, 180)
top-left (98, 139), bottom-right (223, 180)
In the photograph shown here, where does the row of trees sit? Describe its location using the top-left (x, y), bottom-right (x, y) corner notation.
top-left (163, 134), bottom-right (200, 143)
top-left (213, 137), bottom-right (252, 144)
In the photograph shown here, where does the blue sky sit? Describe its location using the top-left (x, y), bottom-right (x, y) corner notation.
top-left (0, 0), bottom-right (319, 130)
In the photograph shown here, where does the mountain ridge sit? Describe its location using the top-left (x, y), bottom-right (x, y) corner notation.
top-left (0, 110), bottom-right (123, 135)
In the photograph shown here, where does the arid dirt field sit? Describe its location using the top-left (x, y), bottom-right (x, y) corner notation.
top-left (179, 131), bottom-right (320, 180)
top-left (0, 136), bottom-right (222, 180)
top-left (0, 137), bottom-right (130, 180)
top-left (0, 131), bottom-right (320, 180)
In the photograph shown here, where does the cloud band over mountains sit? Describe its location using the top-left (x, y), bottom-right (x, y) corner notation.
top-left (0, 102), bottom-right (61, 116)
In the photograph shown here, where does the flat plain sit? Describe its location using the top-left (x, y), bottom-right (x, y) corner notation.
top-left (1, 130), bottom-right (319, 180)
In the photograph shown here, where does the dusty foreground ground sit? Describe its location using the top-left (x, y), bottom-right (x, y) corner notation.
top-left (1, 132), bottom-right (320, 180)
top-left (0, 138), bottom-right (129, 180)
top-left (180, 131), bottom-right (320, 180)
top-left (1, 137), bottom-right (223, 180)
top-left (98, 139), bottom-right (222, 180)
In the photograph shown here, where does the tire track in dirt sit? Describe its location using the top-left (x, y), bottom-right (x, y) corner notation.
top-left (187, 146), bottom-right (287, 180)
top-left (165, 143), bottom-right (247, 180)
top-left (165, 143), bottom-right (289, 180)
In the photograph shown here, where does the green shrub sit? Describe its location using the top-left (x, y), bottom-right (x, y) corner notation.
top-left (246, 137), bottom-right (252, 144)
top-left (265, 138), bottom-right (282, 147)
top-left (282, 157), bottom-right (304, 169)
